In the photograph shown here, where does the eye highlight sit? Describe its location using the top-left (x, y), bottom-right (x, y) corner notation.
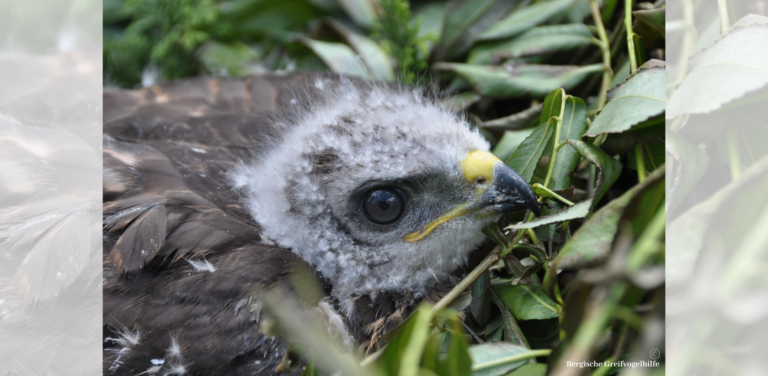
top-left (360, 188), bottom-right (406, 225)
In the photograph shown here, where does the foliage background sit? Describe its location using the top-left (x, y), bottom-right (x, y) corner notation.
top-left (104, 0), bottom-right (667, 375)
top-left (666, 1), bottom-right (768, 376)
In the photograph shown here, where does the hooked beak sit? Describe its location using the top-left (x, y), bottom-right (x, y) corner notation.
top-left (404, 150), bottom-right (539, 242)
top-left (477, 157), bottom-right (541, 217)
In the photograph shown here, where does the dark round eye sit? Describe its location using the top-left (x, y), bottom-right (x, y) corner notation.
top-left (360, 188), bottom-right (406, 225)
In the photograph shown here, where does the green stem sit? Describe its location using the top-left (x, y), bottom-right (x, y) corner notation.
top-left (553, 279), bottom-right (564, 306)
top-left (562, 283), bottom-right (626, 366)
top-left (432, 246), bottom-right (501, 312)
top-left (717, 0), bottom-right (730, 34)
top-left (634, 143), bottom-right (646, 182)
top-left (672, 0), bottom-right (696, 90)
top-left (532, 183), bottom-right (575, 206)
top-left (612, 305), bottom-right (645, 330)
top-left (727, 128), bottom-right (741, 180)
top-left (627, 205), bottom-right (665, 271)
top-left (589, 0), bottom-right (614, 112)
top-left (593, 133), bottom-right (608, 147)
top-left (399, 308), bottom-right (433, 376)
top-left (543, 93), bottom-right (567, 189)
top-left (625, 0), bottom-right (637, 73)
top-left (592, 358), bottom-right (615, 376)
top-left (527, 229), bottom-right (539, 244)
top-left (471, 349), bottom-right (552, 371)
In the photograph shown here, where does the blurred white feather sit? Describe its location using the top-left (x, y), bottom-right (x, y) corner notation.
top-left (0, 0), bottom-right (101, 374)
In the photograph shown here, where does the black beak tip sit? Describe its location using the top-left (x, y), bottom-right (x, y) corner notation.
top-left (528, 197), bottom-right (541, 217)
top-left (482, 163), bottom-right (542, 217)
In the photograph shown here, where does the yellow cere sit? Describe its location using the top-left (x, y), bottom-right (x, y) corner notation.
top-left (404, 150), bottom-right (502, 243)
top-left (460, 150), bottom-right (502, 183)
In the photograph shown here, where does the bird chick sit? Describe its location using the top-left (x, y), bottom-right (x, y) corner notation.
top-left (234, 77), bottom-right (538, 314)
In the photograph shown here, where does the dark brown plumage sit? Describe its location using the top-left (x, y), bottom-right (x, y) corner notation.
top-left (102, 73), bottom-right (454, 375)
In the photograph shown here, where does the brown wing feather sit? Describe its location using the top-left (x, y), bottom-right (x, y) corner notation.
top-left (102, 73), bottom-right (467, 375)
top-left (102, 74), bottom-right (327, 375)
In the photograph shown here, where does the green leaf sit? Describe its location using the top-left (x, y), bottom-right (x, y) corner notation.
top-left (492, 283), bottom-right (558, 320)
top-left (586, 60), bottom-right (665, 136)
top-left (480, 103), bottom-right (543, 131)
top-left (508, 244), bottom-right (548, 264)
top-left (493, 129), bottom-right (537, 162)
top-left (468, 24), bottom-right (593, 65)
top-left (628, 139), bottom-right (665, 171)
top-left (432, 0), bottom-right (522, 61)
top-left (302, 358), bottom-right (319, 376)
top-left (104, 0), bottom-right (130, 25)
top-left (666, 131), bottom-right (709, 214)
top-left (711, 159), bottom-right (768, 296)
top-left (506, 201), bottom-right (590, 229)
top-left (567, 140), bottom-right (622, 206)
top-left (550, 96), bottom-right (587, 190)
top-left (434, 63), bottom-right (603, 99)
top-left (478, 0), bottom-right (575, 41)
top-left (399, 307), bottom-right (433, 376)
top-left (444, 92), bottom-right (481, 111)
top-left (198, 40), bottom-right (260, 77)
top-left (469, 343), bottom-right (529, 376)
top-left (448, 291), bottom-right (474, 312)
top-left (470, 272), bottom-right (492, 327)
top-left (540, 88), bottom-right (565, 124)
top-left (299, 38), bottom-right (371, 79)
top-left (503, 363), bottom-right (547, 376)
top-left (667, 157), bottom-right (768, 285)
top-left (434, 316), bottom-right (473, 376)
top-left (490, 292), bottom-right (529, 348)
top-left (633, 8), bottom-right (665, 35)
top-left (260, 293), bottom-right (373, 376)
top-left (667, 14), bottom-right (768, 118)
top-left (337, 0), bottom-right (377, 29)
top-left (632, 34), bottom-right (647, 69)
top-left (323, 18), bottom-right (395, 81)
top-left (224, 0), bottom-right (323, 38)
top-left (505, 120), bottom-right (555, 183)
top-left (376, 305), bottom-right (433, 375)
top-left (610, 59), bottom-right (631, 89)
top-left (414, 3), bottom-right (446, 44)
top-left (622, 171), bottom-right (665, 240)
top-left (554, 166), bottom-right (664, 270)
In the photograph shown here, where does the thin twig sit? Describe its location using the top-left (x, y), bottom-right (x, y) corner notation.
top-left (634, 143), bottom-right (646, 182)
top-left (671, 0), bottom-right (696, 90)
top-left (717, 0), bottom-right (730, 34)
top-left (727, 128), bottom-right (741, 180)
top-left (432, 246), bottom-right (502, 312)
top-left (589, 0), bottom-right (614, 112)
top-left (543, 92), bottom-right (567, 188)
top-left (625, 0), bottom-right (637, 73)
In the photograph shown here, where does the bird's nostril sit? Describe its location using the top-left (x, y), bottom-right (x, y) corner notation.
top-left (475, 177), bottom-right (487, 185)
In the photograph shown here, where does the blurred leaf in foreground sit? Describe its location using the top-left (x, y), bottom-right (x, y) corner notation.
top-left (553, 166), bottom-right (663, 272)
top-left (469, 342), bottom-right (534, 376)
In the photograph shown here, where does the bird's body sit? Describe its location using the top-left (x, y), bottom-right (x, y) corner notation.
top-left (103, 73), bottom-right (537, 375)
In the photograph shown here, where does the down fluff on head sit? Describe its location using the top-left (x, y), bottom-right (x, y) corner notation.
top-left (233, 76), bottom-right (492, 313)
